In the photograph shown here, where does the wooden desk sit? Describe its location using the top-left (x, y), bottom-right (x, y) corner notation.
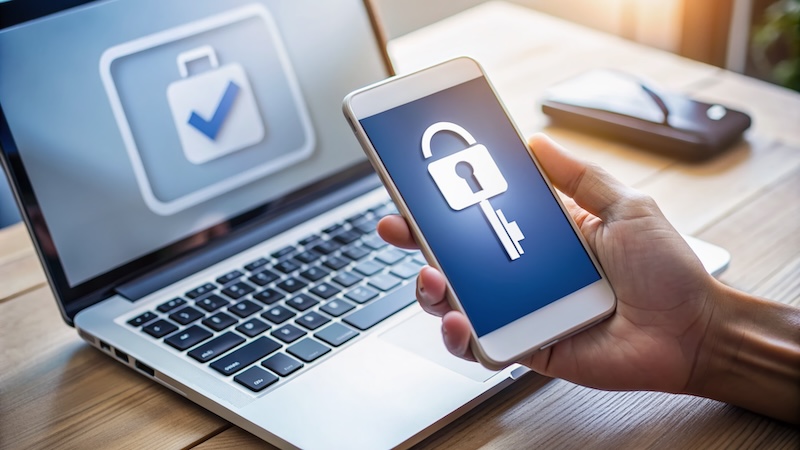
top-left (1, 2), bottom-right (798, 448)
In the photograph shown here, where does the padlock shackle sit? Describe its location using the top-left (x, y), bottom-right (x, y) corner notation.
top-left (176, 45), bottom-right (220, 78)
top-left (421, 122), bottom-right (477, 159)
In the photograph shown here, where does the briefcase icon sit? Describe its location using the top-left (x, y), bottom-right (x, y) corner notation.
top-left (167, 45), bottom-right (265, 165)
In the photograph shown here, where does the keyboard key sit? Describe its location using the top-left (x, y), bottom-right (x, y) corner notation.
top-left (216, 270), bottom-right (243, 286)
top-left (202, 312), bottom-right (238, 331)
top-left (248, 269), bottom-right (279, 286)
top-left (244, 257), bottom-right (270, 272)
top-left (375, 248), bottom-right (406, 266)
top-left (353, 259), bottom-right (384, 276)
top-left (342, 245), bottom-right (370, 261)
top-left (221, 281), bottom-right (255, 300)
top-left (271, 245), bottom-right (296, 259)
top-left (294, 250), bottom-right (321, 264)
top-left (287, 338), bottom-right (331, 363)
top-left (142, 319), bottom-right (178, 338)
top-left (158, 297), bottom-right (187, 312)
top-left (323, 223), bottom-right (343, 234)
top-left (311, 240), bottom-right (340, 255)
top-left (344, 286), bottom-right (379, 304)
top-left (345, 212), bottom-right (367, 223)
top-left (370, 202), bottom-right (394, 219)
top-left (277, 277), bottom-right (306, 293)
top-left (361, 233), bottom-right (387, 250)
top-left (323, 255), bottom-right (350, 270)
top-left (299, 266), bottom-right (329, 282)
top-left (344, 286), bottom-right (415, 331)
top-left (253, 288), bottom-right (285, 305)
top-left (262, 353), bottom-right (303, 377)
top-left (412, 255), bottom-right (427, 266)
top-left (188, 332), bottom-right (245, 363)
top-left (299, 234), bottom-right (321, 246)
top-left (234, 366), bottom-right (279, 392)
top-left (332, 272), bottom-right (362, 288)
top-left (128, 311), bottom-right (157, 327)
top-left (353, 219), bottom-right (379, 235)
top-left (234, 366), bottom-right (278, 393)
top-left (315, 323), bottom-right (359, 347)
top-left (368, 273), bottom-right (402, 292)
top-left (320, 299), bottom-right (355, 317)
top-left (196, 294), bottom-right (229, 312)
top-left (236, 318), bottom-right (271, 337)
top-left (309, 282), bottom-right (340, 300)
top-left (210, 336), bottom-right (281, 376)
top-left (274, 260), bottom-right (300, 274)
top-left (164, 325), bottom-right (212, 351)
top-left (185, 283), bottom-right (215, 300)
top-left (271, 324), bottom-right (306, 343)
top-left (169, 306), bottom-right (204, 325)
top-left (332, 229), bottom-right (361, 244)
top-left (371, 203), bottom-right (394, 217)
top-left (262, 305), bottom-right (296, 324)
top-left (390, 262), bottom-right (420, 280)
top-left (296, 311), bottom-right (330, 330)
top-left (286, 293), bottom-right (319, 312)
top-left (229, 300), bottom-right (262, 318)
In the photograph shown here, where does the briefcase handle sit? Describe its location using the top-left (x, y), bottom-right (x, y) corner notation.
top-left (176, 45), bottom-right (219, 78)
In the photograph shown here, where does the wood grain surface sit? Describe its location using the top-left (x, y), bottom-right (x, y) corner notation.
top-left (0, 2), bottom-right (797, 449)
top-left (0, 223), bottom-right (45, 303)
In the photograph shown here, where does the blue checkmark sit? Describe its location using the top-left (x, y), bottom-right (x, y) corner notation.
top-left (187, 80), bottom-right (241, 140)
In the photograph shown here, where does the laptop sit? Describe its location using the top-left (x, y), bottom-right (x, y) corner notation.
top-left (0, 1), bottom-right (731, 448)
top-left (0, 0), bottom-right (523, 448)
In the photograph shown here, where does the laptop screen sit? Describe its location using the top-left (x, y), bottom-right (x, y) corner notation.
top-left (0, 0), bottom-right (390, 308)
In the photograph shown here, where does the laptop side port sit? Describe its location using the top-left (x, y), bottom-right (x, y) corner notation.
top-left (134, 360), bottom-right (155, 377)
top-left (77, 328), bottom-right (97, 345)
top-left (99, 340), bottom-right (111, 351)
top-left (114, 348), bottom-right (129, 363)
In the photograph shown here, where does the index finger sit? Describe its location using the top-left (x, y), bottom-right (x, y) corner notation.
top-left (376, 214), bottom-right (419, 249)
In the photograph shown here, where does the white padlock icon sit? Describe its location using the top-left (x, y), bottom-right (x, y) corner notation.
top-left (424, 122), bottom-right (508, 211)
top-left (166, 45), bottom-right (265, 165)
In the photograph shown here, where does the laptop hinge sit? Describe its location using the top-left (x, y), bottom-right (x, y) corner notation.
top-left (115, 173), bottom-right (382, 301)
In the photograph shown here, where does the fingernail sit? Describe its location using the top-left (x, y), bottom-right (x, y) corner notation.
top-left (417, 274), bottom-right (429, 304)
top-left (441, 323), bottom-right (455, 353)
top-left (441, 323), bottom-right (465, 357)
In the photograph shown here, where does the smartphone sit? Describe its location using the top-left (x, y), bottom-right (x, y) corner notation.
top-left (342, 57), bottom-right (616, 369)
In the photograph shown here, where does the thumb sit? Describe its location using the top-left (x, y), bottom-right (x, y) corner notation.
top-left (528, 134), bottom-right (633, 222)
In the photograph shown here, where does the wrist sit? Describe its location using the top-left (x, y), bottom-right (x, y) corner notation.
top-left (684, 281), bottom-right (800, 423)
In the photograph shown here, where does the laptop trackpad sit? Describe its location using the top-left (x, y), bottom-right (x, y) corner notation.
top-left (380, 311), bottom-right (496, 382)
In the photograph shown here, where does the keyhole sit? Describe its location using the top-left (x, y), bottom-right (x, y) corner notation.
top-left (455, 161), bottom-right (483, 193)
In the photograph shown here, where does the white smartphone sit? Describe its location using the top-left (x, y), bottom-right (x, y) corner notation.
top-left (342, 57), bottom-right (616, 369)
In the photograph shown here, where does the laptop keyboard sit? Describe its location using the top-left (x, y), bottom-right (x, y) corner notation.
top-left (124, 201), bottom-right (426, 393)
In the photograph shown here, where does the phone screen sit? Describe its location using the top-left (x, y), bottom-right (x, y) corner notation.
top-left (358, 76), bottom-right (601, 337)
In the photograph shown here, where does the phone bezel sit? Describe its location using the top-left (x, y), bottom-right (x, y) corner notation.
top-left (343, 57), bottom-right (616, 368)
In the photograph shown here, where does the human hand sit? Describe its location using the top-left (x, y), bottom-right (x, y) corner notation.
top-left (377, 134), bottom-right (722, 395)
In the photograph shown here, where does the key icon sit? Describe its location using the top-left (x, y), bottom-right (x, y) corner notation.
top-left (422, 122), bottom-right (525, 260)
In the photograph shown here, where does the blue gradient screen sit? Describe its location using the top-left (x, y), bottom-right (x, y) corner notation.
top-left (359, 77), bottom-right (601, 337)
